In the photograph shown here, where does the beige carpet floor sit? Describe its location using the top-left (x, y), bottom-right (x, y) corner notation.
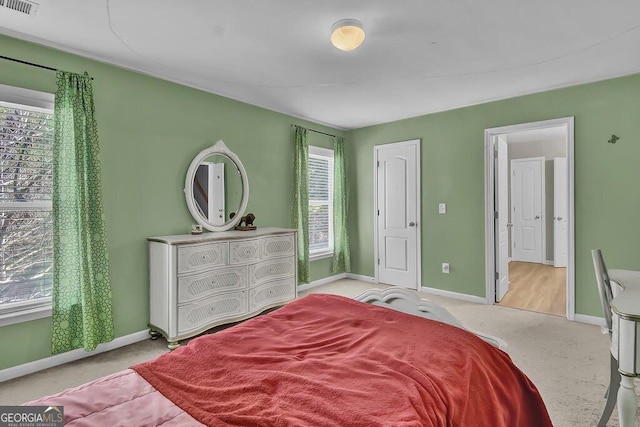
top-left (0, 279), bottom-right (634, 426)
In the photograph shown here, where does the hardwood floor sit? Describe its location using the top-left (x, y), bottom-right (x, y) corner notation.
top-left (497, 261), bottom-right (566, 317)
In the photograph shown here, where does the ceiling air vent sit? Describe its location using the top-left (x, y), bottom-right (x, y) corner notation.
top-left (0, 0), bottom-right (39, 15)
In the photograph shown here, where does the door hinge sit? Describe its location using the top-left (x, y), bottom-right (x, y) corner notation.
top-left (493, 149), bottom-right (498, 158)
top-left (377, 258), bottom-right (380, 265)
top-left (494, 211), bottom-right (499, 219)
top-left (495, 272), bottom-right (499, 280)
top-left (377, 209), bottom-right (380, 216)
top-left (377, 160), bottom-right (380, 167)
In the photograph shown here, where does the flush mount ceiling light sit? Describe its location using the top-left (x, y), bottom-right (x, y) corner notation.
top-left (330, 19), bottom-right (365, 51)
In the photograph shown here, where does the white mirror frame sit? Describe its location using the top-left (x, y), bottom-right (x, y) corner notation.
top-left (184, 140), bottom-right (249, 232)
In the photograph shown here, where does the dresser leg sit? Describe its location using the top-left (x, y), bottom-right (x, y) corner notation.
top-left (617, 374), bottom-right (638, 427)
top-left (168, 341), bottom-right (180, 351)
top-left (148, 330), bottom-right (161, 340)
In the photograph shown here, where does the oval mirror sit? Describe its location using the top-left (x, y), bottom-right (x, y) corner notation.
top-left (184, 140), bottom-right (249, 232)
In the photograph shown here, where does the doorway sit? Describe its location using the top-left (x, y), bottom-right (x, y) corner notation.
top-left (485, 118), bottom-right (574, 319)
top-left (374, 139), bottom-right (421, 290)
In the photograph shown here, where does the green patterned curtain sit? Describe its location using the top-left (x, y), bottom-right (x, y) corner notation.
top-left (332, 136), bottom-right (351, 273)
top-left (52, 71), bottom-right (114, 354)
top-left (291, 125), bottom-right (309, 284)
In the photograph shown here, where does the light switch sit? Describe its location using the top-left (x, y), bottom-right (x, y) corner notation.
top-left (438, 203), bottom-right (447, 214)
top-left (442, 263), bottom-right (450, 274)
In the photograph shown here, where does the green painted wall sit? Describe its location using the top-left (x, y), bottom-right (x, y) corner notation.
top-left (3, 31), bottom-right (640, 372)
top-left (346, 73), bottom-right (640, 318)
top-left (0, 34), bottom-right (344, 370)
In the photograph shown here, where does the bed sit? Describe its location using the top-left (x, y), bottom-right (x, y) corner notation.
top-left (25, 288), bottom-right (552, 426)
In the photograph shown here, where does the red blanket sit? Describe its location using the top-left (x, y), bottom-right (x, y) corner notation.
top-left (133, 294), bottom-right (552, 427)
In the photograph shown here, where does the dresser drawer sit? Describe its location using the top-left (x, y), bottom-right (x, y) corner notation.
top-left (178, 290), bottom-right (247, 335)
top-left (261, 234), bottom-right (295, 259)
top-left (249, 256), bottom-right (295, 286)
top-left (177, 242), bottom-right (228, 274)
top-left (249, 278), bottom-right (295, 312)
top-left (229, 239), bottom-right (260, 265)
top-left (177, 265), bottom-right (247, 304)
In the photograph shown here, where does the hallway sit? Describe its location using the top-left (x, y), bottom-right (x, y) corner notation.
top-left (497, 261), bottom-right (566, 316)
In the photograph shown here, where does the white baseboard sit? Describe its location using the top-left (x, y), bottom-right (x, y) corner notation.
top-left (346, 273), bottom-right (376, 283)
top-left (420, 286), bottom-right (487, 304)
top-left (297, 273), bottom-right (347, 293)
top-left (297, 273), bottom-right (378, 293)
top-left (574, 313), bottom-right (606, 327)
top-left (0, 330), bottom-right (150, 383)
top-left (543, 259), bottom-right (554, 266)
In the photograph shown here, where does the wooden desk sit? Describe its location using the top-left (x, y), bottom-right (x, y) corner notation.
top-left (609, 269), bottom-right (640, 427)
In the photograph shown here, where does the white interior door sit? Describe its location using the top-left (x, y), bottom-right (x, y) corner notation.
top-left (194, 161), bottom-right (225, 224)
top-left (496, 136), bottom-right (509, 301)
top-left (376, 141), bottom-right (420, 289)
top-left (554, 157), bottom-right (568, 267)
top-left (194, 164), bottom-right (210, 219)
top-left (209, 162), bottom-right (225, 225)
top-left (511, 158), bottom-right (543, 263)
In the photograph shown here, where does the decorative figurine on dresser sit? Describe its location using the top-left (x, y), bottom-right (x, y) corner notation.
top-left (147, 140), bottom-right (297, 349)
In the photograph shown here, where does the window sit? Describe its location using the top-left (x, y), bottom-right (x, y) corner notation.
top-left (308, 146), bottom-right (334, 259)
top-left (0, 84), bottom-right (55, 326)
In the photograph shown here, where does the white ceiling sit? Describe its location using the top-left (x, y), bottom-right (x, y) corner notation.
top-left (1, 1), bottom-right (640, 130)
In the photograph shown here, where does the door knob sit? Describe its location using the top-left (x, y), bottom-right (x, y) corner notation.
top-left (408, 222), bottom-right (416, 227)
top-left (535, 215), bottom-right (540, 219)
top-left (556, 216), bottom-right (562, 221)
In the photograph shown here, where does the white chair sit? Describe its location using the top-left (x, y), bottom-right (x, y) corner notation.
top-left (591, 249), bottom-right (620, 427)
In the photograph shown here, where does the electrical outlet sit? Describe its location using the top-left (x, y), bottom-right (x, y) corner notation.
top-left (191, 224), bottom-right (203, 234)
top-left (442, 262), bottom-right (450, 274)
top-left (438, 203), bottom-right (447, 214)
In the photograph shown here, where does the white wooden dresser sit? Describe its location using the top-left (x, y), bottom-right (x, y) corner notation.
top-left (147, 227), bottom-right (297, 349)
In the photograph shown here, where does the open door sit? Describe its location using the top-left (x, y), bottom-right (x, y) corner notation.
top-left (554, 158), bottom-right (568, 267)
top-left (496, 136), bottom-right (509, 301)
top-left (485, 117), bottom-right (574, 320)
top-left (194, 162), bottom-right (225, 225)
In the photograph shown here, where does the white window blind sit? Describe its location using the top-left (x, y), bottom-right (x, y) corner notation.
top-left (308, 146), bottom-right (334, 257)
top-left (0, 95), bottom-right (54, 316)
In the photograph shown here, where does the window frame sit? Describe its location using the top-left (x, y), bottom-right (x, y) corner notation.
top-left (308, 145), bottom-right (334, 261)
top-left (0, 83), bottom-right (55, 327)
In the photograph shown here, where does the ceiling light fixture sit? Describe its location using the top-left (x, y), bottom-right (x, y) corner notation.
top-left (330, 19), bottom-right (365, 51)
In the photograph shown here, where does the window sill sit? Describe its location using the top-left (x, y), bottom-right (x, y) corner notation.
top-left (0, 299), bottom-right (52, 327)
top-left (310, 251), bottom-right (333, 261)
